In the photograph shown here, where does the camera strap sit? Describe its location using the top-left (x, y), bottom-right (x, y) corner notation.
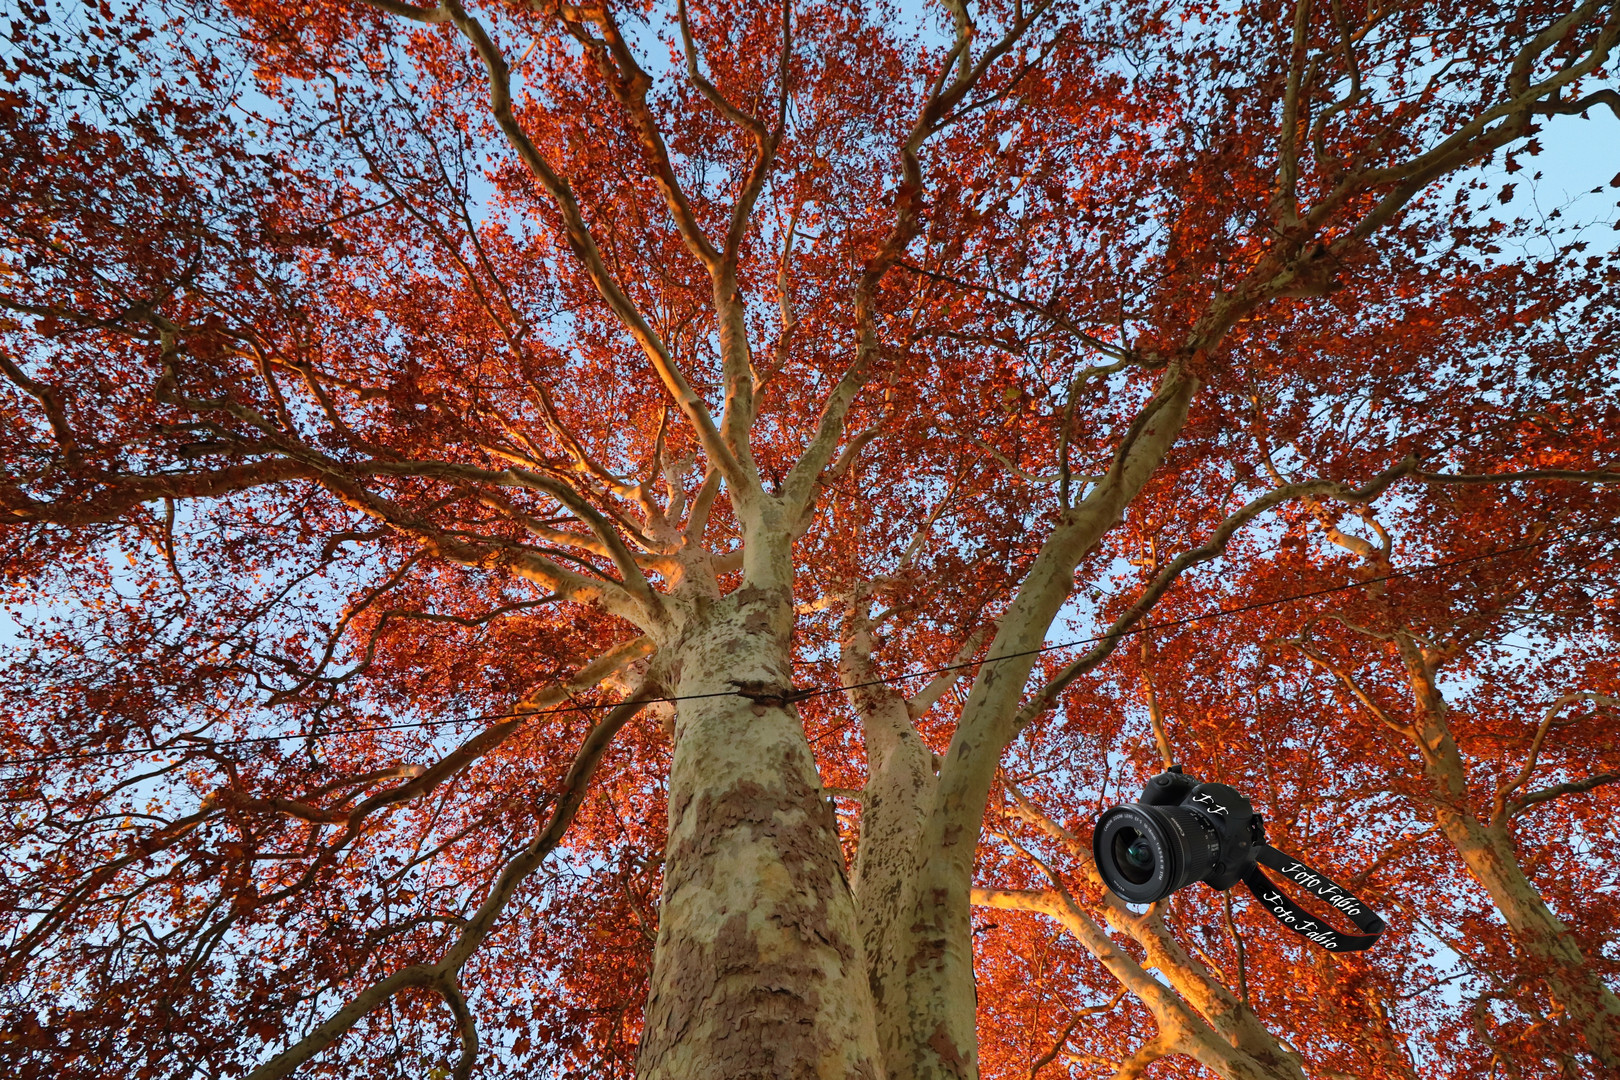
top-left (1242, 844), bottom-right (1386, 952)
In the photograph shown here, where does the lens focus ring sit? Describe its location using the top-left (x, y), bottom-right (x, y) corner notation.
top-left (1093, 803), bottom-right (1221, 903)
top-left (1151, 804), bottom-right (1220, 888)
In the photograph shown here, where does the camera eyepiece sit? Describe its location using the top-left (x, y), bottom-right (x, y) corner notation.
top-left (1091, 767), bottom-right (1388, 952)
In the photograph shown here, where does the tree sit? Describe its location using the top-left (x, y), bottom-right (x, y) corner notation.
top-left (3, 1), bottom-right (1617, 1078)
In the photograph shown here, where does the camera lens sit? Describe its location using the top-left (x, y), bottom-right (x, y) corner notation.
top-left (1093, 804), bottom-right (1221, 903)
top-left (1112, 828), bottom-right (1156, 884)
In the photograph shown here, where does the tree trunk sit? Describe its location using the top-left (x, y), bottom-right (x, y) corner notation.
top-left (841, 625), bottom-right (940, 1075)
top-left (897, 371), bottom-right (1201, 1079)
top-left (638, 586), bottom-right (882, 1079)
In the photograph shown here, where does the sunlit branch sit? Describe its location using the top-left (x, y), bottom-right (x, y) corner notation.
top-left (1028, 990), bottom-right (1129, 1079)
top-left (745, 200), bottom-right (803, 399)
top-left (907, 625), bottom-right (992, 720)
top-left (303, 458), bottom-right (649, 619)
top-left (1109, 1035), bottom-right (1171, 1080)
top-left (1306, 0), bottom-right (1383, 173)
top-left (516, 374), bottom-right (652, 506)
top-left (1138, 630), bottom-right (1176, 770)
top-left (968, 881), bottom-right (1198, 1075)
top-left (720, 0), bottom-right (794, 261)
top-left (474, 481), bottom-right (672, 569)
top-left (300, 764), bottom-right (435, 804)
top-left (391, 0), bottom-right (747, 495)
top-left (1058, 356), bottom-right (1138, 508)
top-left (562, 0), bottom-right (771, 478)
top-left (1288, 634), bottom-right (1412, 735)
top-left (676, 0), bottom-right (767, 140)
top-left (683, 466), bottom-right (722, 544)
top-left (362, 458), bottom-right (663, 617)
top-left (974, 438), bottom-right (1061, 485)
top-left (563, 4), bottom-right (721, 269)
top-left (314, 475), bottom-right (614, 604)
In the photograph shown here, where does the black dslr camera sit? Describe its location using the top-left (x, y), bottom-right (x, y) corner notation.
top-left (1093, 766), bottom-right (1386, 952)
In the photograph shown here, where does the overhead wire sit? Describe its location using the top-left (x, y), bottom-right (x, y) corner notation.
top-left (0, 528), bottom-right (1607, 771)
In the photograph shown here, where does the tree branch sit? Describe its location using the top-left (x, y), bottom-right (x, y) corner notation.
top-left (1508, 772), bottom-right (1620, 818)
top-left (419, 0), bottom-right (747, 494)
top-left (1417, 468), bottom-right (1620, 485)
top-left (1289, 633), bottom-right (1412, 734)
top-left (1493, 692), bottom-right (1618, 823)
top-left (4, 460), bottom-right (320, 527)
top-left (908, 625), bottom-right (993, 719)
top-left (438, 976), bottom-right (479, 1080)
top-left (244, 689), bottom-right (653, 1080)
top-left (355, 0), bottom-right (451, 23)
top-left (1015, 457), bottom-right (1418, 727)
top-left (780, 0), bottom-right (1054, 523)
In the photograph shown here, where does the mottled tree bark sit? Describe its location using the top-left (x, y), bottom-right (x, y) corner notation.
top-left (840, 613), bottom-right (938, 1073)
top-left (638, 583), bottom-right (883, 1080)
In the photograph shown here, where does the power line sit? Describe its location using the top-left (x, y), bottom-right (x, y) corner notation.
top-left (0, 530), bottom-right (1600, 771)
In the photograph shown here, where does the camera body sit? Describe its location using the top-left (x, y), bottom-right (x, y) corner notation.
top-left (1092, 766), bottom-right (1265, 904)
